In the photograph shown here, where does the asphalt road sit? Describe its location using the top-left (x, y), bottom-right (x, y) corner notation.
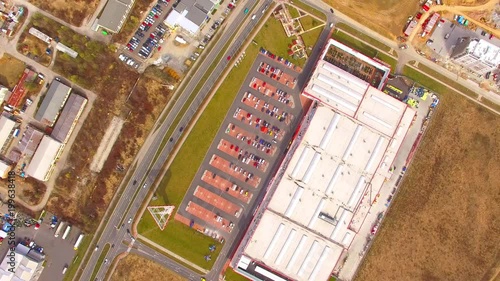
top-left (78, 1), bottom-right (276, 281)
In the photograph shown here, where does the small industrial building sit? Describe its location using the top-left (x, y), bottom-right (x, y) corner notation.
top-left (164, 0), bottom-right (216, 34)
top-left (451, 38), bottom-right (500, 75)
top-left (25, 136), bottom-right (62, 182)
top-left (17, 126), bottom-right (44, 158)
top-left (51, 93), bottom-right (87, 144)
top-left (96, 0), bottom-right (134, 33)
top-left (0, 115), bottom-right (16, 154)
top-left (0, 160), bottom-right (11, 179)
top-left (55, 43), bottom-right (78, 58)
top-left (28, 27), bottom-right (52, 43)
top-left (0, 86), bottom-right (11, 105)
top-left (231, 39), bottom-right (416, 281)
top-left (0, 243), bottom-right (45, 281)
top-left (35, 81), bottom-right (71, 127)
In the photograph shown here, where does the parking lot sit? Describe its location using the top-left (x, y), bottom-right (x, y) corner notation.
top-left (0, 216), bottom-right (80, 281)
top-left (175, 51), bottom-right (305, 241)
top-left (118, 0), bottom-right (172, 68)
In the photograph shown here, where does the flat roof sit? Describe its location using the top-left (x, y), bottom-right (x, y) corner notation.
top-left (166, 0), bottom-right (213, 33)
top-left (0, 116), bottom-right (15, 150)
top-left (51, 93), bottom-right (87, 143)
top-left (35, 81), bottom-right (71, 127)
top-left (467, 39), bottom-right (500, 66)
top-left (303, 61), bottom-right (407, 137)
top-left (97, 0), bottom-right (133, 32)
top-left (238, 89), bottom-right (415, 281)
top-left (242, 211), bottom-right (344, 281)
top-left (25, 136), bottom-right (61, 181)
top-left (18, 126), bottom-right (44, 157)
top-left (320, 39), bottom-right (391, 90)
top-left (0, 244), bottom-right (44, 281)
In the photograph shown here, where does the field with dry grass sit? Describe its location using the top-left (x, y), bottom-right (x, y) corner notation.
top-left (322, 0), bottom-right (420, 38)
top-left (16, 35), bottom-right (52, 67)
top-left (111, 254), bottom-right (186, 281)
top-left (444, 0), bottom-right (490, 5)
top-left (0, 54), bottom-right (25, 88)
top-left (29, 0), bottom-right (98, 26)
top-left (357, 84), bottom-right (500, 280)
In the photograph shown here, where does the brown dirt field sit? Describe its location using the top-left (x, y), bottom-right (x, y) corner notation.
top-left (322, 0), bottom-right (421, 39)
top-left (0, 54), bottom-right (25, 88)
top-left (28, 0), bottom-right (98, 26)
top-left (111, 254), bottom-right (186, 281)
top-left (443, 0), bottom-right (490, 5)
top-left (356, 92), bottom-right (500, 280)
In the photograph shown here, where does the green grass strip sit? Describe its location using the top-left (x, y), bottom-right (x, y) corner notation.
top-left (335, 22), bottom-right (393, 54)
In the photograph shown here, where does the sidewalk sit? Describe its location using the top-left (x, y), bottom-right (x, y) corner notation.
top-left (137, 234), bottom-right (209, 274)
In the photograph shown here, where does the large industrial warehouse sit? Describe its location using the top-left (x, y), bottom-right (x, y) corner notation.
top-left (231, 39), bottom-right (416, 281)
top-left (50, 93), bottom-right (87, 144)
top-left (35, 81), bottom-right (71, 127)
top-left (25, 136), bottom-right (62, 181)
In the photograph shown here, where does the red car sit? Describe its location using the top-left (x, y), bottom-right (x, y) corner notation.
top-left (227, 56), bottom-right (231, 60)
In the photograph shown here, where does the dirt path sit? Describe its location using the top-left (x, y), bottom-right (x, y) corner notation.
top-left (90, 116), bottom-right (125, 172)
top-left (408, 0), bottom-right (500, 42)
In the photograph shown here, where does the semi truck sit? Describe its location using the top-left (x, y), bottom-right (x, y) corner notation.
top-left (74, 234), bottom-right (84, 250)
top-left (62, 225), bottom-right (71, 240)
top-left (54, 222), bottom-right (65, 238)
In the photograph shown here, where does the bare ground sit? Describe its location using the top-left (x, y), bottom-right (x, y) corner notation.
top-left (443, 0), bottom-right (490, 5)
top-left (111, 254), bottom-right (186, 281)
top-left (356, 91), bottom-right (500, 280)
top-left (322, 0), bottom-right (421, 38)
top-left (0, 54), bottom-right (26, 88)
top-left (28, 0), bottom-right (99, 26)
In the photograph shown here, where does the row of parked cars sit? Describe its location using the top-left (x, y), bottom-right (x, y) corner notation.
top-left (119, 54), bottom-right (139, 68)
top-left (139, 24), bottom-right (167, 58)
top-left (127, 2), bottom-right (168, 60)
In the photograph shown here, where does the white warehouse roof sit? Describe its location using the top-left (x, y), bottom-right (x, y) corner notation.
top-left (303, 61), bottom-right (408, 137)
top-left (0, 116), bottom-right (16, 151)
top-left (234, 57), bottom-right (415, 281)
top-left (25, 136), bottom-right (62, 181)
top-left (0, 244), bottom-right (44, 281)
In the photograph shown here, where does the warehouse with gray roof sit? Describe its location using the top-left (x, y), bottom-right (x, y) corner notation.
top-left (35, 81), bottom-right (71, 127)
top-left (97, 0), bottom-right (134, 33)
top-left (164, 0), bottom-right (216, 34)
top-left (51, 93), bottom-right (87, 144)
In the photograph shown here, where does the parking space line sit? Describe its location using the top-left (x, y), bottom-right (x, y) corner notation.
top-left (225, 123), bottom-right (278, 156)
top-left (256, 61), bottom-right (297, 89)
top-left (249, 77), bottom-right (295, 108)
top-left (185, 201), bottom-right (234, 233)
top-left (209, 154), bottom-right (260, 188)
top-left (217, 139), bottom-right (269, 172)
top-left (241, 91), bottom-right (293, 125)
top-left (193, 186), bottom-right (243, 218)
top-left (232, 107), bottom-right (286, 141)
top-left (201, 171), bottom-right (252, 205)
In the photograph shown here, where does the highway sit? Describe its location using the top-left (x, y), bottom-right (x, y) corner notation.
top-left (78, 1), bottom-right (275, 281)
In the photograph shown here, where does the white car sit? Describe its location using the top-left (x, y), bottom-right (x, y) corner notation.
top-left (128, 217), bottom-right (132, 224)
top-left (143, 183), bottom-right (147, 189)
top-left (118, 54), bottom-right (126, 61)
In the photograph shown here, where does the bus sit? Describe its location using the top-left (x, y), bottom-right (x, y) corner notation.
top-left (73, 234), bottom-right (84, 250)
top-left (54, 222), bottom-right (65, 238)
top-left (62, 225), bottom-right (71, 240)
